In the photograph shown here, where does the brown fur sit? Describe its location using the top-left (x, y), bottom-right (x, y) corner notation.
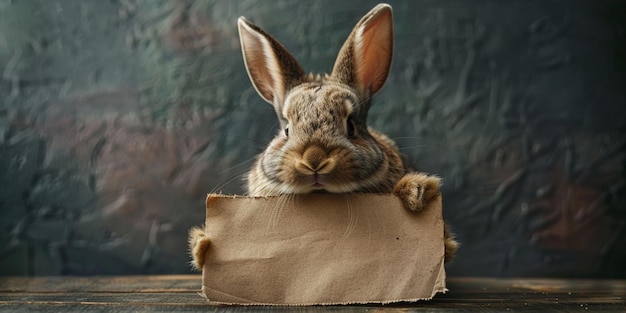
top-left (188, 225), bottom-right (210, 271)
top-left (239, 3), bottom-right (458, 262)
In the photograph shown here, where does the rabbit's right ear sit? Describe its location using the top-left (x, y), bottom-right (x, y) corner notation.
top-left (238, 17), bottom-right (306, 115)
top-left (331, 4), bottom-right (393, 98)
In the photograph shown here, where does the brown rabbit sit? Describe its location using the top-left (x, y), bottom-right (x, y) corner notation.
top-left (236, 3), bottom-right (458, 262)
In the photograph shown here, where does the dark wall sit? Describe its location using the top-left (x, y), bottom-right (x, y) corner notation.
top-left (1, 0), bottom-right (624, 277)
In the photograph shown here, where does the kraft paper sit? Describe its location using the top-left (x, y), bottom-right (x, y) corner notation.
top-left (192, 193), bottom-right (446, 305)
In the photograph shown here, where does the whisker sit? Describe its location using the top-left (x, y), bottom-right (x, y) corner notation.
top-left (209, 169), bottom-right (249, 194)
top-left (342, 194), bottom-right (357, 237)
top-left (389, 136), bottom-right (424, 140)
top-left (225, 135), bottom-right (272, 151)
top-left (398, 145), bottom-right (428, 151)
top-left (276, 194), bottom-right (291, 227)
top-left (216, 155), bottom-right (258, 175)
top-left (268, 193), bottom-right (294, 231)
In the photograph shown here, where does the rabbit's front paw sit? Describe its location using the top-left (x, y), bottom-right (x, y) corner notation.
top-left (393, 173), bottom-right (441, 212)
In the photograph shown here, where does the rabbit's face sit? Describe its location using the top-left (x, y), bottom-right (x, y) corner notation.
top-left (255, 81), bottom-right (388, 194)
top-left (240, 4), bottom-right (396, 196)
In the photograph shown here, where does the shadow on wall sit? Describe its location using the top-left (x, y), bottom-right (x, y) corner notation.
top-left (0, 0), bottom-right (625, 277)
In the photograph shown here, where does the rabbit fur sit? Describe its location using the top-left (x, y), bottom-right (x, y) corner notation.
top-left (238, 3), bottom-right (458, 263)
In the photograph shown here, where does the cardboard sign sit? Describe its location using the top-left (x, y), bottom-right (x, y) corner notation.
top-left (192, 193), bottom-right (446, 305)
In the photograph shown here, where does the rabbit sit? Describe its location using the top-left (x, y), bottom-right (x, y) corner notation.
top-left (237, 3), bottom-right (458, 263)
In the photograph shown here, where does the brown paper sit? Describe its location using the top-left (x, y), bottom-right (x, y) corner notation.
top-left (198, 193), bottom-right (447, 305)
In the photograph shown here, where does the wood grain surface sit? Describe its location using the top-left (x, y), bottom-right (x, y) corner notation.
top-left (1, 276), bottom-right (624, 312)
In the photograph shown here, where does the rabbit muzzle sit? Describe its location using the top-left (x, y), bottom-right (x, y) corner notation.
top-left (295, 145), bottom-right (338, 188)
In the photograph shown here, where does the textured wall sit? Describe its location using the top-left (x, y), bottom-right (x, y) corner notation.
top-left (0, 0), bottom-right (624, 277)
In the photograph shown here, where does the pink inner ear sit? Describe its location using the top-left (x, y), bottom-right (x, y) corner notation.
top-left (355, 10), bottom-right (393, 94)
top-left (238, 18), bottom-right (305, 106)
top-left (246, 46), bottom-right (276, 102)
top-left (239, 22), bottom-right (278, 104)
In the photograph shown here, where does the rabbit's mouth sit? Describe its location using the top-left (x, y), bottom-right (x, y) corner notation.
top-left (313, 172), bottom-right (324, 185)
top-left (297, 172), bottom-right (333, 192)
top-left (303, 173), bottom-right (357, 194)
top-left (311, 189), bottom-right (329, 194)
top-left (309, 174), bottom-right (326, 190)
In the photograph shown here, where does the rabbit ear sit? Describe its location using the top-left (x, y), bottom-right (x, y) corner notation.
top-left (238, 17), bottom-right (306, 111)
top-left (331, 4), bottom-right (393, 97)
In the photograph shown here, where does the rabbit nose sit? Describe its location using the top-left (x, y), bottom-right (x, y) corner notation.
top-left (298, 146), bottom-right (335, 174)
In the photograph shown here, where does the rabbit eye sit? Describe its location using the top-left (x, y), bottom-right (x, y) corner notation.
top-left (347, 117), bottom-right (356, 137)
top-left (284, 124), bottom-right (289, 137)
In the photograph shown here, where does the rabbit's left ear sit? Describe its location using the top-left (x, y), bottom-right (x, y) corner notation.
top-left (238, 17), bottom-right (305, 115)
top-left (331, 4), bottom-right (393, 97)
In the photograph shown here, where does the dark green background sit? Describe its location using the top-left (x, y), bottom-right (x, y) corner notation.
top-left (1, 0), bottom-right (625, 277)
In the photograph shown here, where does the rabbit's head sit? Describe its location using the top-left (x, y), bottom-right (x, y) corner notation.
top-left (239, 4), bottom-right (402, 195)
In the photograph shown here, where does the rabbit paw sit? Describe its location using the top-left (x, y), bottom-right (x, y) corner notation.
top-left (393, 173), bottom-right (441, 212)
top-left (444, 225), bottom-right (459, 263)
top-left (188, 225), bottom-right (210, 271)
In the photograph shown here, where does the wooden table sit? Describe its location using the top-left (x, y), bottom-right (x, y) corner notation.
top-left (0, 275), bottom-right (624, 312)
